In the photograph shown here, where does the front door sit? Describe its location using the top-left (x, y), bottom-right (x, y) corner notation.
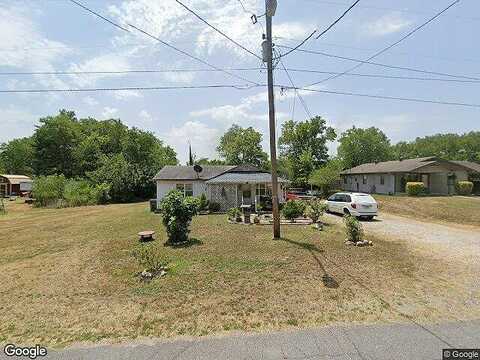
top-left (241, 185), bottom-right (252, 206)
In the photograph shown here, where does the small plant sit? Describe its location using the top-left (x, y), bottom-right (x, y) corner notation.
top-left (132, 244), bottom-right (167, 273)
top-left (0, 198), bottom-right (6, 215)
top-left (159, 190), bottom-right (199, 245)
top-left (227, 207), bottom-right (242, 222)
top-left (406, 182), bottom-right (425, 196)
top-left (208, 202), bottom-right (221, 213)
top-left (282, 200), bottom-right (306, 222)
top-left (456, 181), bottom-right (474, 195)
top-left (198, 193), bottom-right (210, 212)
top-left (344, 215), bottom-right (364, 243)
top-left (304, 199), bottom-right (327, 223)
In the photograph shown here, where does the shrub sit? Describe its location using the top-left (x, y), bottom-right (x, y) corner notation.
top-left (63, 180), bottom-right (111, 207)
top-left (282, 200), bottom-right (306, 222)
top-left (132, 244), bottom-right (167, 272)
top-left (227, 207), bottom-right (242, 221)
top-left (406, 182), bottom-right (425, 196)
top-left (159, 190), bottom-right (199, 245)
top-left (208, 201), bottom-right (221, 213)
top-left (32, 175), bottom-right (66, 207)
top-left (456, 181), bottom-right (473, 195)
top-left (304, 199), bottom-right (328, 223)
top-left (198, 193), bottom-right (210, 212)
top-left (344, 215), bottom-right (364, 243)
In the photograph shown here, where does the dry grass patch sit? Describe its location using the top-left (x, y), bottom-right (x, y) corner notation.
top-left (0, 202), bottom-right (478, 347)
top-left (376, 195), bottom-right (480, 227)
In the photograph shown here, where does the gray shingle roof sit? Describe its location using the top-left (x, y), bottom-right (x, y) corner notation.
top-left (206, 172), bottom-right (289, 184)
top-left (341, 157), bottom-right (438, 175)
top-left (451, 161), bottom-right (480, 173)
top-left (154, 166), bottom-right (235, 181)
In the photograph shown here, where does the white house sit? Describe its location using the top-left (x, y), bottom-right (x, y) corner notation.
top-left (341, 157), bottom-right (479, 195)
top-left (154, 165), bottom-right (288, 211)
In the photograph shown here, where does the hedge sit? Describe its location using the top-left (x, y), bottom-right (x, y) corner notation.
top-left (406, 182), bottom-right (425, 196)
top-left (455, 181), bottom-right (474, 195)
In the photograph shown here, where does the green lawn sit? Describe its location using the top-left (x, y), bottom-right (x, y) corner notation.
top-left (375, 195), bottom-right (480, 227)
top-left (0, 201), bottom-right (478, 347)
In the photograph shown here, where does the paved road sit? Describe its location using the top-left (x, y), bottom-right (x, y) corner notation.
top-left (3, 320), bottom-right (478, 360)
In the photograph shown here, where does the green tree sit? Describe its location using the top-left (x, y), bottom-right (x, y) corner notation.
top-left (338, 127), bottom-right (392, 169)
top-left (32, 110), bottom-right (81, 177)
top-left (196, 158), bottom-right (226, 165)
top-left (308, 159), bottom-right (343, 196)
top-left (279, 116), bottom-right (336, 187)
top-left (0, 137), bottom-right (34, 175)
top-left (217, 125), bottom-right (268, 168)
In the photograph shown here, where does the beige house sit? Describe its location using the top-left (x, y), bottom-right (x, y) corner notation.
top-left (341, 157), bottom-right (480, 195)
top-left (154, 165), bottom-right (288, 211)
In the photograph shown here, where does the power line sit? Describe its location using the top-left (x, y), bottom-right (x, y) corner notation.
top-left (0, 84), bottom-right (262, 94)
top-left (306, 0), bottom-right (461, 87)
top-left (279, 85), bottom-right (480, 108)
top-left (315, 0), bottom-right (361, 39)
top-left (276, 30), bottom-right (318, 59)
top-left (175, 0), bottom-right (262, 61)
top-left (0, 68), bottom-right (265, 76)
top-left (69, 0), bottom-right (261, 86)
top-left (276, 45), bottom-right (480, 81)
top-left (278, 59), bottom-right (313, 119)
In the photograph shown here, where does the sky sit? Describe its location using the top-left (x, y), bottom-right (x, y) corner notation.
top-left (0, 0), bottom-right (479, 164)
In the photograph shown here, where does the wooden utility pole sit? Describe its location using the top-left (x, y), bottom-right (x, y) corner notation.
top-left (265, 0), bottom-right (281, 239)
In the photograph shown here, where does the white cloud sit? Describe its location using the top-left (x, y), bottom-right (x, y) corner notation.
top-left (139, 110), bottom-right (154, 124)
top-left (0, 107), bottom-right (38, 143)
top-left (101, 107), bottom-right (119, 119)
top-left (83, 96), bottom-right (99, 107)
top-left (160, 120), bottom-right (221, 162)
top-left (363, 13), bottom-right (412, 36)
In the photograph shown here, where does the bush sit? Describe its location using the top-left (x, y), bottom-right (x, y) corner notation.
top-left (32, 175), bottom-right (66, 207)
top-left (344, 215), bottom-right (364, 243)
top-left (159, 190), bottom-right (199, 245)
top-left (406, 182), bottom-right (425, 196)
top-left (282, 200), bottom-right (306, 222)
top-left (63, 180), bottom-right (111, 207)
top-left (304, 199), bottom-right (328, 223)
top-left (227, 207), bottom-right (242, 221)
top-left (132, 244), bottom-right (167, 272)
top-left (198, 193), bottom-right (210, 212)
top-left (208, 201), bottom-right (221, 213)
top-left (456, 181), bottom-right (473, 195)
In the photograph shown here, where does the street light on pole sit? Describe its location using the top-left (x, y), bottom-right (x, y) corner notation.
top-left (264, 0), bottom-right (281, 239)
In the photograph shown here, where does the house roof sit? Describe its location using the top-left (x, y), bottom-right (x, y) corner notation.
top-left (341, 157), bottom-right (438, 175)
top-left (451, 161), bottom-right (480, 173)
top-left (0, 174), bottom-right (33, 184)
top-left (205, 172), bottom-right (289, 184)
top-left (154, 165), bottom-right (235, 181)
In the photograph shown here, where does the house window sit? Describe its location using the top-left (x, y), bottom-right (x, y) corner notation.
top-left (362, 176), bottom-right (367, 185)
top-left (176, 183), bottom-right (193, 197)
top-left (256, 183), bottom-right (267, 196)
top-left (380, 175), bottom-right (385, 185)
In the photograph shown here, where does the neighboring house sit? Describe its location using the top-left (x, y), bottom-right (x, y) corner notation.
top-left (0, 175), bottom-right (33, 197)
top-left (341, 157), bottom-right (480, 195)
top-left (452, 161), bottom-right (480, 194)
top-left (154, 165), bottom-right (288, 211)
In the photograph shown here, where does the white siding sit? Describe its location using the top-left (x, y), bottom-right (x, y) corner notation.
top-left (156, 180), bottom-right (207, 205)
top-left (342, 174), bottom-right (394, 194)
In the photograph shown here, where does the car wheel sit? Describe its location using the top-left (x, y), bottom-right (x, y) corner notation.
top-left (343, 208), bottom-right (351, 216)
top-left (365, 216), bottom-right (374, 221)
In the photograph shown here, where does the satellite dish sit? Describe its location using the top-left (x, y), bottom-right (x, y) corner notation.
top-left (194, 165), bottom-right (203, 174)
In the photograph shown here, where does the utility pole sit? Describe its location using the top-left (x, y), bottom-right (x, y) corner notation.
top-left (264, 0), bottom-right (281, 239)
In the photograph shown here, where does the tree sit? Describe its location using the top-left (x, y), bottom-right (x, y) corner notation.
top-left (32, 110), bottom-right (81, 177)
top-left (217, 125), bottom-right (268, 168)
top-left (308, 159), bottom-right (343, 196)
top-left (279, 116), bottom-right (336, 187)
top-left (0, 137), bottom-right (34, 175)
top-left (338, 127), bottom-right (392, 169)
top-left (196, 158), bottom-right (226, 166)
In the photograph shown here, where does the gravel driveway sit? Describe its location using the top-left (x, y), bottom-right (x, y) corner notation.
top-left (326, 212), bottom-right (480, 262)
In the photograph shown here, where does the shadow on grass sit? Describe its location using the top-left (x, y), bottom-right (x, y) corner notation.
top-left (164, 238), bottom-right (203, 248)
top-left (280, 237), bottom-right (339, 289)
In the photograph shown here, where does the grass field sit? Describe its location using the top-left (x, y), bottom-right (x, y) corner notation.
top-left (0, 201), bottom-right (478, 347)
top-left (375, 195), bottom-right (480, 227)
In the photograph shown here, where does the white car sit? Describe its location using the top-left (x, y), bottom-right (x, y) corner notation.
top-left (326, 192), bottom-right (378, 220)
